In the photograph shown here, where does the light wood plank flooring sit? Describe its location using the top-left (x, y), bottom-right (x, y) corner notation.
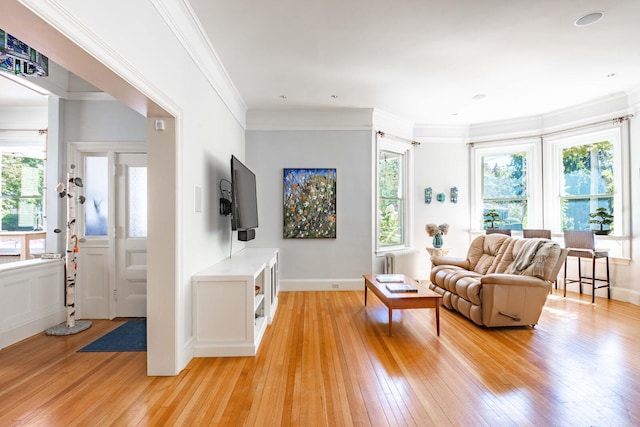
top-left (1, 289), bottom-right (639, 426)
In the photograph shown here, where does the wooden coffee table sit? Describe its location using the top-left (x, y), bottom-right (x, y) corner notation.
top-left (363, 274), bottom-right (443, 337)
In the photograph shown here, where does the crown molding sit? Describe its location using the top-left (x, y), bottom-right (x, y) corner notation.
top-left (246, 109), bottom-right (374, 131)
top-left (20, 0), bottom-right (180, 118)
top-left (151, 0), bottom-right (247, 128)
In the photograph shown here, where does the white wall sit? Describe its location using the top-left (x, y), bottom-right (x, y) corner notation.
top-left (412, 142), bottom-right (471, 278)
top-left (64, 100), bottom-right (146, 141)
top-left (23, 0), bottom-right (247, 374)
top-left (246, 130), bottom-right (374, 289)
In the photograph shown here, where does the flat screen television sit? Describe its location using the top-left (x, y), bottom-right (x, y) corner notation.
top-left (230, 155), bottom-right (259, 241)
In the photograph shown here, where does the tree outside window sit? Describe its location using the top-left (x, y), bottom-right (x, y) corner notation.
top-left (378, 150), bottom-right (404, 247)
top-left (1, 153), bottom-right (44, 231)
top-left (482, 152), bottom-right (528, 230)
top-left (561, 141), bottom-right (613, 231)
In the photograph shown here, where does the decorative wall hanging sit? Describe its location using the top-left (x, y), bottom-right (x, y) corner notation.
top-left (283, 168), bottom-right (336, 239)
top-left (436, 192), bottom-right (446, 203)
top-left (450, 186), bottom-right (458, 204)
top-left (425, 187), bottom-right (432, 204)
top-left (0, 28), bottom-right (49, 77)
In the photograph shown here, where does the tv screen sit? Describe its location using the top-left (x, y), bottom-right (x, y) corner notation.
top-left (230, 155), bottom-right (259, 240)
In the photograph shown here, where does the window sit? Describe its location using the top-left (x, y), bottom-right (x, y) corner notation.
top-left (84, 156), bottom-right (108, 236)
top-left (560, 141), bottom-right (614, 231)
top-left (379, 150), bottom-right (404, 247)
top-left (471, 124), bottom-right (629, 258)
top-left (546, 127), bottom-right (627, 238)
top-left (481, 151), bottom-right (528, 230)
top-left (1, 153), bottom-right (44, 231)
top-left (471, 141), bottom-right (540, 231)
top-left (377, 138), bottom-right (413, 252)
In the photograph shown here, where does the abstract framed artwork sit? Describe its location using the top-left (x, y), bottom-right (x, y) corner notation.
top-left (283, 168), bottom-right (336, 239)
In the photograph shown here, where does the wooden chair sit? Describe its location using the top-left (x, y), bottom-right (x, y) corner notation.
top-left (485, 229), bottom-right (511, 236)
top-left (523, 229), bottom-right (551, 239)
top-left (563, 230), bottom-right (611, 303)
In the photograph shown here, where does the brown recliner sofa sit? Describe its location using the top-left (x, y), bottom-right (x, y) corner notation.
top-left (429, 234), bottom-right (568, 327)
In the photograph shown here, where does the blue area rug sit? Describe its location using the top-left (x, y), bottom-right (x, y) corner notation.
top-left (78, 319), bottom-right (146, 352)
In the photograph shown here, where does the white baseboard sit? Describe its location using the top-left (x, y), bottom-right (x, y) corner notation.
top-left (280, 279), bottom-right (363, 292)
top-left (0, 309), bottom-right (65, 350)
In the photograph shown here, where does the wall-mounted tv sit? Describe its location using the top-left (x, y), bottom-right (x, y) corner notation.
top-left (230, 155), bottom-right (259, 241)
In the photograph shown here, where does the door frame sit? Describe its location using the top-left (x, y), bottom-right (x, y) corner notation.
top-left (68, 141), bottom-right (146, 319)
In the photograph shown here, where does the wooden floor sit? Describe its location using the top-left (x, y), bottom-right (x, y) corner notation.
top-left (1, 289), bottom-right (640, 426)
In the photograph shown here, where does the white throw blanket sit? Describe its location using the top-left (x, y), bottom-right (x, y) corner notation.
top-left (505, 239), bottom-right (554, 277)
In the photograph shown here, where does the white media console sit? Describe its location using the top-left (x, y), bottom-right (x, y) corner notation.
top-left (192, 248), bottom-right (279, 357)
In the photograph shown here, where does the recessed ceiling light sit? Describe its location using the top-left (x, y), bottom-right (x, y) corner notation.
top-left (472, 94), bottom-right (486, 101)
top-left (330, 95), bottom-right (338, 99)
top-left (279, 95), bottom-right (287, 99)
top-left (574, 11), bottom-right (604, 27)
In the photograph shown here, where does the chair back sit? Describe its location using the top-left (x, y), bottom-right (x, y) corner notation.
top-left (563, 230), bottom-right (595, 250)
top-left (523, 229), bottom-right (551, 239)
top-left (486, 229), bottom-right (511, 236)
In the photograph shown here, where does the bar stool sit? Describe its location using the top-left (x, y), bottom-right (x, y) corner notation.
top-left (563, 230), bottom-right (611, 303)
top-left (486, 229), bottom-right (511, 236)
top-left (523, 229), bottom-right (551, 239)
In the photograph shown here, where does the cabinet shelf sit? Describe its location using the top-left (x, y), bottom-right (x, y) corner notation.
top-left (254, 293), bottom-right (264, 313)
top-left (192, 248), bottom-right (279, 357)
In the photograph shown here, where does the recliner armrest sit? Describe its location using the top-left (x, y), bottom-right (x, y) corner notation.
top-left (430, 256), bottom-right (469, 269)
top-left (481, 273), bottom-right (550, 288)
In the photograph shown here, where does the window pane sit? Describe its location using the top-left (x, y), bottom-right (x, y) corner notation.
top-left (379, 199), bottom-right (403, 246)
top-left (84, 156), bottom-right (108, 236)
top-left (379, 151), bottom-right (401, 198)
top-left (128, 166), bottom-right (147, 237)
top-left (482, 152), bottom-right (527, 199)
top-left (378, 150), bottom-right (404, 247)
top-left (1, 153), bottom-right (44, 231)
top-left (562, 141), bottom-right (613, 196)
top-left (562, 197), bottom-right (613, 231)
top-left (561, 141), bottom-right (614, 230)
top-left (483, 201), bottom-right (527, 230)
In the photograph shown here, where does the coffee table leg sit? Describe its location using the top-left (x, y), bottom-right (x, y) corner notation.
top-left (388, 308), bottom-right (393, 336)
top-left (436, 304), bottom-right (440, 336)
top-left (364, 284), bottom-right (368, 306)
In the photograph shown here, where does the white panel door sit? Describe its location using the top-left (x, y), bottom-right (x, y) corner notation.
top-left (115, 153), bottom-right (147, 317)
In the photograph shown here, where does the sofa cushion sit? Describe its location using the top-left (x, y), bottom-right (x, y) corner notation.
top-left (466, 234), bottom-right (510, 275)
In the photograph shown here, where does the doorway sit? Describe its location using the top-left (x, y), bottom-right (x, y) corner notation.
top-left (72, 143), bottom-right (147, 319)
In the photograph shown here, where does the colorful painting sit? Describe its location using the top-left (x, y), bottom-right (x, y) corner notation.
top-left (283, 168), bottom-right (336, 239)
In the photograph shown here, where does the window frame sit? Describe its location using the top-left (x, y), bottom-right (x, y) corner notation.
top-left (544, 126), bottom-right (629, 238)
top-left (470, 139), bottom-right (542, 231)
top-left (375, 136), bottom-right (413, 253)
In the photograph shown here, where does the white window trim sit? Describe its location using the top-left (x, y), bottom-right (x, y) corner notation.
top-left (470, 139), bottom-right (541, 231)
top-left (375, 136), bottom-right (414, 254)
top-left (543, 124), bottom-right (630, 259)
top-left (543, 125), bottom-right (628, 236)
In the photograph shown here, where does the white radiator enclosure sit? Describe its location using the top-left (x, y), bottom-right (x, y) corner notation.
top-left (383, 248), bottom-right (422, 280)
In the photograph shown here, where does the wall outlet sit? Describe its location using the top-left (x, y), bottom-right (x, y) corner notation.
top-left (331, 283), bottom-right (339, 289)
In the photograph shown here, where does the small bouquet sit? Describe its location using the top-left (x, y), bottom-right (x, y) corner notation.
top-left (425, 223), bottom-right (449, 236)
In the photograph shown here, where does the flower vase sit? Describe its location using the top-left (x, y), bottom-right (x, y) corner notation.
top-left (433, 233), bottom-right (443, 249)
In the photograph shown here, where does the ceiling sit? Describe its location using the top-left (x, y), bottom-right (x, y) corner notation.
top-left (0, 74), bottom-right (48, 108)
top-left (2, 1), bottom-right (640, 126)
top-left (190, 0), bottom-right (640, 125)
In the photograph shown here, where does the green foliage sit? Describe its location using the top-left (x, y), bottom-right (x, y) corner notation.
top-left (378, 152), bottom-right (403, 246)
top-left (588, 207), bottom-right (613, 231)
top-left (1, 154), bottom-right (44, 230)
top-left (483, 209), bottom-right (501, 229)
top-left (561, 141), bottom-right (615, 231)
